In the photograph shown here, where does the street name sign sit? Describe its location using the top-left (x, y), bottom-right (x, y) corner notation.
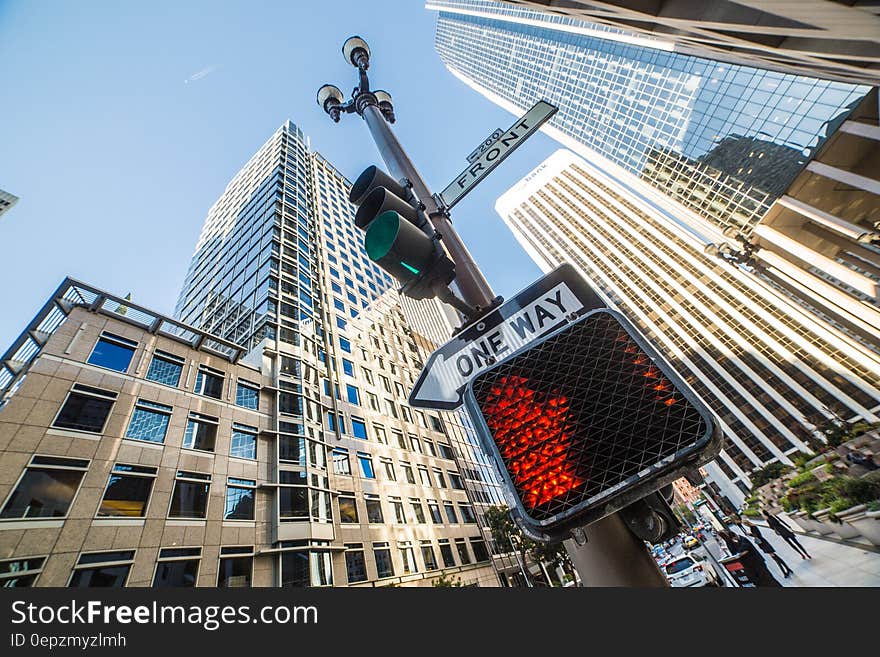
top-left (409, 263), bottom-right (603, 410)
top-left (466, 128), bottom-right (503, 163)
top-left (438, 100), bottom-right (558, 209)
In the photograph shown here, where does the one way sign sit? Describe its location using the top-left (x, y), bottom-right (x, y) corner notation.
top-left (409, 264), bottom-right (604, 410)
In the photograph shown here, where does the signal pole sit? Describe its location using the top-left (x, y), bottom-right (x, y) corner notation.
top-left (565, 514), bottom-right (668, 587)
top-left (317, 36), bottom-right (499, 315)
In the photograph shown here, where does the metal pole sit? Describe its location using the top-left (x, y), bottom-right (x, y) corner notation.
top-left (563, 513), bottom-right (668, 587)
top-left (360, 104), bottom-right (497, 310)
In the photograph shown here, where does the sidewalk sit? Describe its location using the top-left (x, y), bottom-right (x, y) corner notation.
top-left (740, 523), bottom-right (880, 587)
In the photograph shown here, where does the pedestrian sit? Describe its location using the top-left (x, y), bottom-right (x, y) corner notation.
top-left (764, 512), bottom-right (812, 559)
top-left (749, 524), bottom-right (793, 578)
top-left (718, 530), bottom-right (782, 587)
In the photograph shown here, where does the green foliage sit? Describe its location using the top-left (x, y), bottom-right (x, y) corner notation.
top-left (432, 573), bottom-right (464, 588)
top-left (785, 475), bottom-right (880, 515)
top-left (676, 504), bottom-right (696, 524)
top-left (750, 462), bottom-right (793, 488)
top-left (788, 471), bottom-right (817, 488)
top-left (484, 505), bottom-right (573, 586)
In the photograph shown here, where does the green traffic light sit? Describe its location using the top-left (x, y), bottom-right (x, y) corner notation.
top-left (365, 211), bottom-right (399, 261)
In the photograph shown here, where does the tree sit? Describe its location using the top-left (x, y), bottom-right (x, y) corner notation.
top-left (432, 573), bottom-right (464, 587)
top-left (484, 505), bottom-right (575, 586)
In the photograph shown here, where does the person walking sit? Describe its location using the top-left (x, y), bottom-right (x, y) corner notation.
top-left (764, 512), bottom-right (812, 559)
top-left (749, 524), bottom-right (794, 578)
top-left (718, 530), bottom-right (782, 587)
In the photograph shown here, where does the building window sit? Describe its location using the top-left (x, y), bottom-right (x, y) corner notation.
top-left (373, 543), bottom-right (394, 579)
top-left (230, 423), bottom-right (257, 460)
top-left (438, 540), bottom-right (456, 568)
top-left (365, 494), bottom-right (384, 523)
top-left (224, 478), bottom-right (256, 520)
top-left (455, 539), bottom-right (471, 565)
top-left (346, 384), bottom-right (360, 406)
top-left (438, 443), bottom-right (455, 460)
top-left (194, 366), bottom-right (224, 399)
top-left (409, 499), bottom-right (426, 524)
top-left (357, 453), bottom-right (375, 479)
top-left (391, 498), bottom-right (406, 524)
top-left (429, 416), bottom-right (445, 433)
top-left (145, 350), bottom-right (184, 387)
top-left (433, 468), bottom-right (446, 488)
top-left (183, 412), bottom-right (218, 452)
top-left (393, 431), bottom-right (407, 450)
top-left (235, 380), bottom-right (260, 410)
top-left (332, 448), bottom-right (351, 476)
top-left (217, 547), bottom-right (253, 587)
top-left (125, 399), bottom-right (172, 444)
top-left (459, 504), bottom-right (477, 524)
top-left (342, 359), bottom-right (355, 376)
top-left (278, 471), bottom-right (309, 520)
top-left (373, 425), bottom-right (387, 444)
top-left (401, 463), bottom-right (415, 484)
top-left (153, 548), bottom-right (201, 587)
top-left (379, 458), bottom-right (395, 481)
top-left (338, 493), bottom-right (358, 524)
top-left (399, 543), bottom-right (418, 574)
top-left (449, 472), bottom-right (465, 490)
top-left (409, 435), bottom-right (422, 453)
top-left (420, 542), bottom-right (438, 571)
top-left (339, 337), bottom-right (352, 353)
top-left (87, 332), bottom-right (137, 372)
top-left (278, 550), bottom-right (333, 587)
top-left (0, 456), bottom-right (88, 519)
top-left (444, 501), bottom-right (458, 524)
top-left (326, 412), bottom-right (345, 434)
top-left (0, 557), bottom-right (45, 587)
top-left (53, 384), bottom-right (117, 433)
top-left (424, 440), bottom-right (437, 457)
top-left (168, 471), bottom-right (211, 519)
top-left (345, 545), bottom-right (367, 583)
top-left (68, 551), bottom-right (134, 587)
top-left (418, 466), bottom-right (432, 487)
top-left (400, 406), bottom-right (413, 423)
top-left (427, 500), bottom-right (443, 524)
top-left (470, 538), bottom-right (490, 562)
top-left (351, 418), bottom-right (368, 440)
top-left (385, 399), bottom-right (398, 419)
top-left (98, 464), bottom-right (157, 517)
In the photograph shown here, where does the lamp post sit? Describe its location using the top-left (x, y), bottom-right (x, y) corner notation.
top-left (317, 36), bottom-right (500, 317)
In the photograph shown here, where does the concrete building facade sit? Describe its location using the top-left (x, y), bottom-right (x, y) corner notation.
top-left (495, 149), bottom-right (880, 505)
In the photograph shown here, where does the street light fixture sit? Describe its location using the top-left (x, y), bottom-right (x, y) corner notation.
top-left (342, 35), bottom-right (371, 69)
top-left (316, 35), bottom-right (500, 318)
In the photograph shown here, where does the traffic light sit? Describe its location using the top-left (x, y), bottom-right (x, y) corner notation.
top-left (349, 165), bottom-right (455, 300)
top-left (464, 308), bottom-right (722, 542)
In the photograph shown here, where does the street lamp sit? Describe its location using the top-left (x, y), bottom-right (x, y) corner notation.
top-left (316, 35), bottom-right (500, 318)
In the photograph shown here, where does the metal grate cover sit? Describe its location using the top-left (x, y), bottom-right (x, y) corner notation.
top-left (470, 310), bottom-right (710, 523)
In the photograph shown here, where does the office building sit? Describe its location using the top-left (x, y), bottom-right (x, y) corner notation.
top-left (733, 88), bottom-right (880, 356)
top-left (493, 0), bottom-right (880, 86)
top-left (496, 149), bottom-right (880, 504)
top-left (428, 0), bottom-right (869, 240)
top-left (0, 121), bottom-right (505, 587)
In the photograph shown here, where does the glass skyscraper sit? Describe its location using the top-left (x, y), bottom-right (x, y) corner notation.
top-left (173, 120), bottom-right (507, 586)
top-left (427, 0), bottom-right (869, 237)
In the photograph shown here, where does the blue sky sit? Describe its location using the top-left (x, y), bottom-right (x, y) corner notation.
top-left (0, 0), bottom-right (554, 350)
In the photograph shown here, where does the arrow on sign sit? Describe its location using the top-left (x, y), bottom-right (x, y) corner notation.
top-left (409, 264), bottom-right (604, 410)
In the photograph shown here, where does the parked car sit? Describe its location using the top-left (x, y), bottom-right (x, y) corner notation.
top-left (663, 553), bottom-right (719, 587)
top-left (682, 534), bottom-right (700, 549)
